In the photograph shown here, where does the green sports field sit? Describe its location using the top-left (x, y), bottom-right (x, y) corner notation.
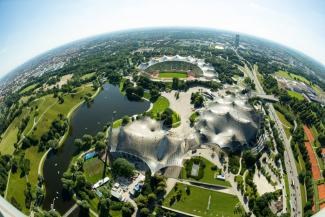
top-left (158, 71), bottom-right (188, 78)
top-left (163, 183), bottom-right (240, 217)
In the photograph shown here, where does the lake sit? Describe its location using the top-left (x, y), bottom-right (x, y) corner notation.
top-left (42, 83), bottom-right (150, 214)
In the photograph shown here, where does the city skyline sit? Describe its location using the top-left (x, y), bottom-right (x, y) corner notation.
top-left (1, 0), bottom-right (324, 78)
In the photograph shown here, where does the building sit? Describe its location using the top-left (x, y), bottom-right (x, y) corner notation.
top-left (92, 177), bottom-right (110, 189)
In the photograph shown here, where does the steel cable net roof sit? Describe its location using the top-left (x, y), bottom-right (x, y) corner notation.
top-left (138, 55), bottom-right (216, 78)
top-left (110, 94), bottom-right (260, 173)
top-left (111, 117), bottom-right (193, 173)
top-left (195, 94), bottom-right (260, 149)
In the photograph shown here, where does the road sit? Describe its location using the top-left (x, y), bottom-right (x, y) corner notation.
top-left (234, 48), bottom-right (302, 217)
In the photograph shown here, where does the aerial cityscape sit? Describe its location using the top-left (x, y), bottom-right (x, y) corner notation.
top-left (0, 1), bottom-right (325, 217)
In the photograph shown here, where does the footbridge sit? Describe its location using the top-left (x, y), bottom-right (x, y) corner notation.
top-left (251, 93), bottom-right (279, 102)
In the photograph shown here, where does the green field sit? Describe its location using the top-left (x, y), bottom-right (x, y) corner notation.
top-left (19, 84), bottom-right (37, 94)
top-left (149, 96), bottom-right (170, 118)
top-left (84, 157), bottom-right (109, 184)
top-left (181, 157), bottom-right (231, 187)
top-left (275, 110), bottom-right (292, 139)
top-left (119, 78), bottom-right (127, 95)
top-left (284, 174), bottom-right (291, 212)
top-left (275, 70), bottom-right (309, 84)
top-left (113, 119), bottom-right (123, 128)
top-left (158, 71), bottom-right (188, 78)
top-left (288, 90), bottom-right (304, 101)
top-left (0, 104), bottom-right (38, 155)
top-left (163, 183), bottom-right (240, 217)
top-left (6, 169), bottom-right (29, 214)
top-left (81, 72), bottom-right (96, 80)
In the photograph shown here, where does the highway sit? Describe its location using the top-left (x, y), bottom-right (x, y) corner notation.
top-left (234, 48), bottom-right (302, 217)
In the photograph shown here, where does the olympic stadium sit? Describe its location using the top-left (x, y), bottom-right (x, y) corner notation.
top-left (138, 55), bottom-right (217, 78)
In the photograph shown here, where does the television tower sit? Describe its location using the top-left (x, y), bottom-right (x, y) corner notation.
top-left (102, 111), bottom-right (116, 179)
top-left (235, 34), bottom-right (240, 48)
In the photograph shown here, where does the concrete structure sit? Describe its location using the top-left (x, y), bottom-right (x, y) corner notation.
top-left (110, 92), bottom-right (262, 173)
top-left (92, 177), bottom-right (110, 189)
top-left (0, 196), bottom-right (27, 217)
top-left (138, 55), bottom-right (217, 79)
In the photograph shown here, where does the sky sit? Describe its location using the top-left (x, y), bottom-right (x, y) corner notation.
top-left (0, 0), bottom-right (324, 78)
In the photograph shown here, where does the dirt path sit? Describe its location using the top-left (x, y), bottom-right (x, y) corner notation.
top-left (303, 125), bottom-right (321, 180)
top-left (303, 125), bottom-right (315, 143)
top-left (305, 142), bottom-right (321, 180)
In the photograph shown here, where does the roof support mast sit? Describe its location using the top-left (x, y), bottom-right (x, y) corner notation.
top-left (102, 111), bottom-right (116, 179)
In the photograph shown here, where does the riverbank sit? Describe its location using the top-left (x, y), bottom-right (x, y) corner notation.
top-left (38, 86), bottom-right (101, 177)
top-left (5, 84), bottom-right (98, 214)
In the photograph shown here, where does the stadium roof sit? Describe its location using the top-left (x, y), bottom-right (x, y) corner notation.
top-left (138, 55), bottom-right (217, 78)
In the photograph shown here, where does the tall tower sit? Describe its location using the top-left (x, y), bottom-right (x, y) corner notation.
top-left (235, 34), bottom-right (240, 48)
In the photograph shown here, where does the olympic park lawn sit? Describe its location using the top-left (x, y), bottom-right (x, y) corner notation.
top-left (163, 183), bottom-right (240, 217)
top-left (83, 157), bottom-right (111, 184)
top-left (149, 96), bottom-right (170, 118)
top-left (180, 157), bottom-right (231, 187)
top-left (81, 72), bottom-right (96, 80)
top-left (19, 83), bottom-right (38, 94)
top-left (5, 84), bottom-right (96, 213)
top-left (158, 71), bottom-right (188, 79)
top-left (287, 90), bottom-right (304, 101)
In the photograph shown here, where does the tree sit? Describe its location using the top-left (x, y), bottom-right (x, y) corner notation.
top-left (148, 193), bottom-right (157, 203)
top-left (48, 139), bottom-right (59, 150)
top-left (318, 134), bottom-right (325, 147)
top-left (24, 182), bottom-right (33, 209)
top-left (161, 108), bottom-right (173, 127)
top-left (78, 200), bottom-right (90, 216)
top-left (82, 134), bottom-right (93, 145)
top-left (122, 115), bottom-right (130, 126)
top-left (98, 198), bottom-right (111, 217)
top-left (11, 157), bottom-right (18, 173)
top-left (172, 78), bottom-right (179, 90)
top-left (96, 132), bottom-right (105, 141)
top-left (299, 172), bottom-right (305, 183)
top-left (58, 95), bottom-right (64, 104)
top-left (74, 138), bottom-right (83, 150)
top-left (243, 150), bottom-right (257, 168)
top-left (190, 92), bottom-right (204, 108)
top-left (126, 86), bottom-right (144, 101)
top-left (122, 206), bottom-right (133, 217)
top-left (186, 186), bottom-right (191, 195)
top-left (34, 209), bottom-right (61, 217)
top-left (149, 89), bottom-right (160, 102)
top-left (140, 208), bottom-right (150, 217)
top-left (95, 141), bottom-right (106, 152)
top-left (112, 158), bottom-right (135, 178)
top-left (20, 158), bottom-right (31, 176)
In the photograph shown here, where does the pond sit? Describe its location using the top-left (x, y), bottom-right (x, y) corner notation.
top-left (42, 83), bottom-right (150, 214)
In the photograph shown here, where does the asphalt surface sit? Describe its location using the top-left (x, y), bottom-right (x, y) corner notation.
top-left (234, 48), bottom-right (302, 217)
